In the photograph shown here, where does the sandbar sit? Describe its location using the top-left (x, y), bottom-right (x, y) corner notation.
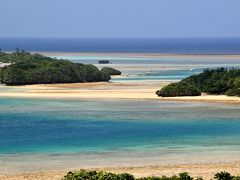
top-left (0, 82), bottom-right (240, 104)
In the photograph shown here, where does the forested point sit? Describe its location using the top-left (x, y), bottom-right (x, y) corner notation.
top-left (156, 67), bottom-right (240, 97)
top-left (0, 51), bottom-right (120, 85)
top-left (100, 67), bottom-right (122, 75)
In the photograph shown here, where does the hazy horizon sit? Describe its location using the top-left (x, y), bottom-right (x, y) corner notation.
top-left (1, 37), bottom-right (240, 53)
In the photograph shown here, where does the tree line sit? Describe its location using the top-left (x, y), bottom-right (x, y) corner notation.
top-left (156, 67), bottom-right (240, 97)
top-left (0, 51), bottom-right (121, 85)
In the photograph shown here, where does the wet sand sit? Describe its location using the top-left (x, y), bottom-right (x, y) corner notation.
top-left (0, 81), bottom-right (240, 104)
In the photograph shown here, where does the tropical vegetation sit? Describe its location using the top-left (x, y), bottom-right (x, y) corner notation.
top-left (0, 51), bottom-right (121, 85)
top-left (155, 82), bottom-right (201, 97)
top-left (63, 170), bottom-right (240, 180)
top-left (156, 67), bottom-right (240, 97)
top-left (101, 67), bottom-right (122, 75)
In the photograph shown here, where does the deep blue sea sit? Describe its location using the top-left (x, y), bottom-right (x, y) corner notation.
top-left (1, 37), bottom-right (240, 54)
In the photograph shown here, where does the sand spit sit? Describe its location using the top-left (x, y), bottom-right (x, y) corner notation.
top-left (0, 82), bottom-right (240, 104)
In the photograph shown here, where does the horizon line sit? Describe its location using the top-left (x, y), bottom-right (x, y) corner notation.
top-left (1, 36), bottom-right (240, 39)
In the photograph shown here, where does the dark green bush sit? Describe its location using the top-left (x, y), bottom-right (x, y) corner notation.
top-left (156, 82), bottom-right (201, 97)
top-left (233, 176), bottom-right (240, 180)
top-left (156, 67), bottom-right (240, 97)
top-left (63, 169), bottom-right (134, 180)
top-left (225, 78), bottom-right (240, 96)
top-left (0, 68), bottom-right (3, 82)
top-left (137, 175), bottom-right (179, 180)
top-left (101, 67), bottom-right (122, 76)
top-left (63, 170), bottom-right (240, 180)
top-left (138, 172), bottom-right (193, 180)
top-left (214, 171), bottom-right (233, 180)
top-left (179, 172), bottom-right (194, 180)
top-left (0, 52), bottom-right (112, 85)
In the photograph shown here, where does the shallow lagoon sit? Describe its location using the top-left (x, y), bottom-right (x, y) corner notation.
top-left (52, 54), bottom-right (240, 82)
top-left (0, 98), bottom-right (240, 172)
top-left (1, 98), bottom-right (240, 154)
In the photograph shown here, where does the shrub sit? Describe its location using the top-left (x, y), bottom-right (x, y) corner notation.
top-left (63, 170), bottom-right (240, 180)
top-left (101, 67), bottom-right (121, 76)
top-left (228, 78), bottom-right (240, 96)
top-left (63, 170), bottom-right (135, 180)
top-left (137, 176), bottom-right (179, 180)
top-left (156, 67), bottom-right (240, 97)
top-left (156, 82), bottom-right (201, 97)
top-left (214, 171), bottom-right (233, 180)
top-left (232, 176), bottom-right (240, 180)
top-left (0, 52), bottom-right (112, 85)
top-left (64, 170), bottom-right (197, 180)
top-left (179, 172), bottom-right (194, 180)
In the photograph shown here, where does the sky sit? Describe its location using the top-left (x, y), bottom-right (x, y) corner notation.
top-left (0, 0), bottom-right (240, 38)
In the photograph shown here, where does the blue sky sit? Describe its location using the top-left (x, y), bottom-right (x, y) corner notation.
top-left (0, 0), bottom-right (240, 38)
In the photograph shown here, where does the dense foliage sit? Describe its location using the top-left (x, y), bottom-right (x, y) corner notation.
top-left (63, 170), bottom-right (135, 180)
top-left (100, 67), bottom-right (122, 76)
top-left (137, 172), bottom-right (194, 180)
top-left (156, 67), bottom-right (240, 97)
top-left (63, 170), bottom-right (239, 180)
top-left (214, 172), bottom-right (240, 180)
top-left (0, 50), bottom-right (48, 63)
top-left (0, 52), bottom-right (111, 85)
top-left (156, 82), bottom-right (201, 97)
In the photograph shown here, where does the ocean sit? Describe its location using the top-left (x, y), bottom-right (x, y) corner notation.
top-left (53, 53), bottom-right (240, 82)
top-left (1, 37), bottom-right (240, 54)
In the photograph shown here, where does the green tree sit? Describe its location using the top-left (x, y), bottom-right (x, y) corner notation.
top-left (0, 52), bottom-right (114, 85)
top-left (214, 171), bottom-right (233, 180)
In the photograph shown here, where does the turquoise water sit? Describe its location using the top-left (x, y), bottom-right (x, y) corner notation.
top-left (53, 55), bottom-right (240, 82)
top-left (111, 69), bottom-right (204, 82)
top-left (1, 98), bottom-right (240, 172)
top-left (1, 98), bottom-right (240, 155)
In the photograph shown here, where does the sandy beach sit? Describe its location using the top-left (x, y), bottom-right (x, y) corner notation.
top-left (1, 161), bottom-right (239, 180)
top-left (1, 81), bottom-right (240, 104)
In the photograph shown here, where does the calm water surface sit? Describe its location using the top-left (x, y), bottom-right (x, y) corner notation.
top-left (0, 98), bottom-right (240, 172)
top-left (0, 98), bottom-right (240, 154)
top-left (1, 37), bottom-right (240, 54)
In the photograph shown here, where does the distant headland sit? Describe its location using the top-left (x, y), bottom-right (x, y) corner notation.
top-left (0, 51), bottom-right (121, 85)
top-left (156, 67), bottom-right (240, 97)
